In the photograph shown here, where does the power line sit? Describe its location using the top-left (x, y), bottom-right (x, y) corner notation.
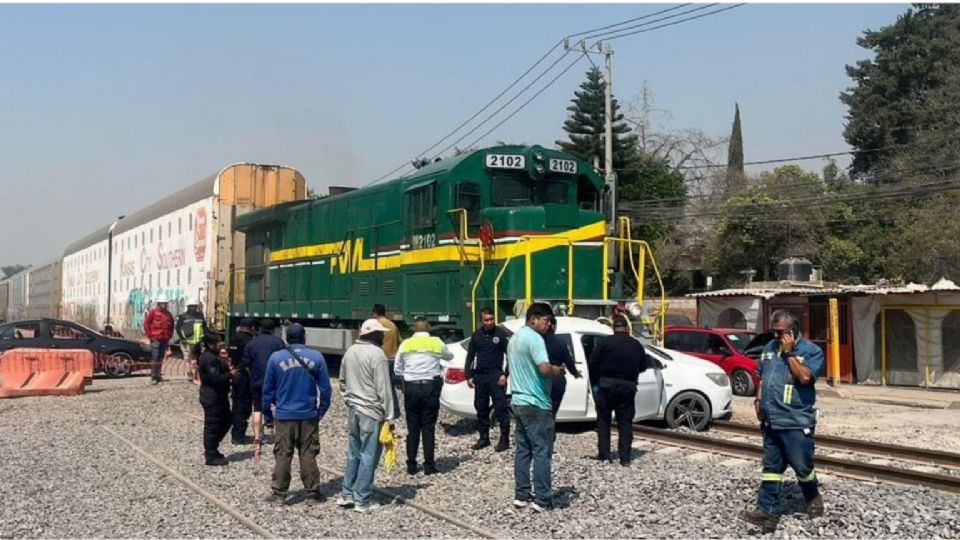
top-left (362, 3), bottom-right (696, 188)
top-left (601, 3), bottom-right (745, 41)
top-left (464, 53), bottom-right (590, 151)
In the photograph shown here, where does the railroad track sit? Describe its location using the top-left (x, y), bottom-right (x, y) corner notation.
top-left (170, 412), bottom-right (500, 539)
top-left (713, 420), bottom-right (960, 468)
top-left (632, 424), bottom-right (960, 495)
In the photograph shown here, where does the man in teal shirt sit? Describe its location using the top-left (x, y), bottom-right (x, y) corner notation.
top-left (508, 302), bottom-right (566, 511)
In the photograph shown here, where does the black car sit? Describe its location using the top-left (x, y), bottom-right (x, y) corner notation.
top-left (0, 318), bottom-right (153, 377)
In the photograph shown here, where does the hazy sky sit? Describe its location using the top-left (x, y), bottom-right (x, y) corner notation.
top-left (0, 3), bottom-right (907, 266)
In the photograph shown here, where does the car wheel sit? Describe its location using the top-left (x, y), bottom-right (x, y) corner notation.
top-left (665, 391), bottom-right (712, 431)
top-left (104, 352), bottom-right (134, 378)
top-left (732, 369), bottom-right (756, 396)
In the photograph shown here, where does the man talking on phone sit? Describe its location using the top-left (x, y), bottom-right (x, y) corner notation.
top-left (739, 310), bottom-right (825, 530)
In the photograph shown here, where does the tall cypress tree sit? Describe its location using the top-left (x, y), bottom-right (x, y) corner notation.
top-left (726, 103), bottom-right (746, 191)
top-left (556, 68), bottom-right (639, 187)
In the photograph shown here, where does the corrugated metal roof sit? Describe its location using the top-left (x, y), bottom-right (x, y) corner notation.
top-left (689, 281), bottom-right (960, 299)
top-left (63, 173), bottom-right (217, 256)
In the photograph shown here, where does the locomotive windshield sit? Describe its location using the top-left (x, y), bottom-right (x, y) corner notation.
top-left (492, 176), bottom-right (533, 206)
top-left (492, 176), bottom-right (573, 206)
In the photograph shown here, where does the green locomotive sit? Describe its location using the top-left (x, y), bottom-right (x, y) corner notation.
top-left (228, 144), bottom-right (652, 352)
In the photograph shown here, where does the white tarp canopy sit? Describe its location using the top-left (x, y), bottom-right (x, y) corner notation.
top-left (698, 297), bottom-right (763, 332)
top-left (852, 291), bottom-right (960, 388)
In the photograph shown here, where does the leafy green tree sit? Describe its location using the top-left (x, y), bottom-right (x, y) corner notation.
top-left (840, 4), bottom-right (960, 179)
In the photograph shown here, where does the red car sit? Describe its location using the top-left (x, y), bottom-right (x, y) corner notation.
top-left (664, 326), bottom-right (761, 396)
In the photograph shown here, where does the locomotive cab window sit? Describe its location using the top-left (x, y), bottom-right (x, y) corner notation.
top-left (492, 175), bottom-right (532, 206)
top-left (403, 183), bottom-right (437, 230)
top-left (455, 182), bottom-right (481, 224)
top-left (577, 175), bottom-right (600, 211)
top-left (539, 180), bottom-right (570, 204)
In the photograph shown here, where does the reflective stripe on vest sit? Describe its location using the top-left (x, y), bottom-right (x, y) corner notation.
top-left (185, 321), bottom-right (205, 345)
top-left (400, 335), bottom-right (444, 356)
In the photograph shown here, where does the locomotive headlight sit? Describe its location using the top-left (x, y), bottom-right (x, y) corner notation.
top-left (534, 151), bottom-right (544, 162)
top-left (535, 164), bottom-right (545, 174)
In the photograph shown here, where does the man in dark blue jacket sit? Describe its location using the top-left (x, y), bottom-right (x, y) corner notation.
top-left (739, 310), bottom-right (825, 530)
top-left (262, 323), bottom-right (332, 505)
top-left (243, 319), bottom-right (286, 455)
top-left (228, 317), bottom-right (256, 444)
top-left (465, 307), bottom-right (511, 451)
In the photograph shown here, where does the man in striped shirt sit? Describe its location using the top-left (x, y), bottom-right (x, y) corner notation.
top-left (395, 316), bottom-right (453, 476)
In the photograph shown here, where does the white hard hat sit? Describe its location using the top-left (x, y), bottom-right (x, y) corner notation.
top-left (156, 294), bottom-right (169, 303)
top-left (186, 297), bottom-right (198, 306)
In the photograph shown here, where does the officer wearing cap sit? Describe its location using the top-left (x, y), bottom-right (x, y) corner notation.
top-left (395, 316), bottom-right (452, 475)
top-left (588, 316), bottom-right (647, 466)
top-left (243, 319), bottom-right (286, 456)
top-left (228, 317), bottom-right (257, 444)
top-left (739, 310), bottom-right (825, 529)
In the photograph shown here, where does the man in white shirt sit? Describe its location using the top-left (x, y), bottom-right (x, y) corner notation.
top-left (395, 316), bottom-right (453, 475)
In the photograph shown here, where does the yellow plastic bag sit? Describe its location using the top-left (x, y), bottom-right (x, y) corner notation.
top-left (379, 421), bottom-right (396, 473)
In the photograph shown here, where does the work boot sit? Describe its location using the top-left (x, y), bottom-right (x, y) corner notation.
top-left (472, 432), bottom-right (491, 450)
top-left (424, 463), bottom-right (439, 476)
top-left (806, 496), bottom-right (824, 518)
top-left (738, 508), bottom-right (779, 529)
top-left (205, 456), bottom-right (229, 467)
top-left (264, 492), bottom-right (287, 506)
top-left (306, 491), bottom-right (326, 505)
top-left (495, 431), bottom-right (510, 452)
top-left (407, 462), bottom-right (418, 476)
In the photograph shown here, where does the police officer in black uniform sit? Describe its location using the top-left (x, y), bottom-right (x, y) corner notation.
top-left (589, 317), bottom-right (647, 466)
top-left (465, 308), bottom-right (511, 451)
top-left (199, 335), bottom-right (239, 466)
top-left (228, 317), bottom-right (256, 444)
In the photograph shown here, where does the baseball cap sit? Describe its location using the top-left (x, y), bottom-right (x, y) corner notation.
top-left (240, 317), bottom-right (257, 328)
top-left (260, 319), bottom-right (276, 331)
top-left (286, 323), bottom-right (306, 343)
top-left (613, 316), bottom-right (631, 329)
top-left (359, 318), bottom-right (390, 336)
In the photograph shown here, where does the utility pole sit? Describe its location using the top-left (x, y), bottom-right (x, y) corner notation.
top-left (105, 215), bottom-right (125, 326)
top-left (564, 39), bottom-right (616, 235)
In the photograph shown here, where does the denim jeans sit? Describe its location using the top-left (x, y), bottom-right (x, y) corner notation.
top-left (758, 426), bottom-right (819, 514)
top-left (149, 340), bottom-right (168, 380)
top-left (341, 407), bottom-right (383, 506)
top-left (512, 404), bottom-right (555, 507)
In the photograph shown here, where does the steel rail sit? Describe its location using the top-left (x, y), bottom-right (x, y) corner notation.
top-left (713, 421), bottom-right (960, 468)
top-left (632, 425), bottom-right (960, 495)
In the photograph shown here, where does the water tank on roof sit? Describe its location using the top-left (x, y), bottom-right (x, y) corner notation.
top-left (778, 257), bottom-right (813, 282)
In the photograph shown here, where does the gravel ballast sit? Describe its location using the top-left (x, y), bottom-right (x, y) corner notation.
top-left (1, 376), bottom-right (959, 539)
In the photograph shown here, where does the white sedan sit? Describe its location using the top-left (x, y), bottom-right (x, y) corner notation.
top-left (439, 317), bottom-right (733, 431)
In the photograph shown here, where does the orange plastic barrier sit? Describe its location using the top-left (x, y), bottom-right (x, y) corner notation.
top-left (0, 348), bottom-right (95, 398)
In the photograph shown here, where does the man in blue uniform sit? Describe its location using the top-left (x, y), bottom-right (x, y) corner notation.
top-left (739, 310), bottom-right (825, 529)
top-left (243, 319), bottom-right (286, 457)
top-left (227, 317), bottom-right (256, 444)
top-left (465, 308), bottom-right (511, 451)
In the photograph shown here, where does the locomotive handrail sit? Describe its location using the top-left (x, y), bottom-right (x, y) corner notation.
top-left (445, 208), bottom-right (477, 266)
top-left (492, 235), bottom-right (575, 323)
top-left (470, 247), bottom-right (486, 333)
top-left (601, 232), bottom-right (667, 346)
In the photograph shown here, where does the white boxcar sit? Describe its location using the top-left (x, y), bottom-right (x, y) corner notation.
top-left (61, 163), bottom-right (306, 337)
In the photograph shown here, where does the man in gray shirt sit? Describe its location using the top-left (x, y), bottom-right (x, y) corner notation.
top-left (337, 318), bottom-right (396, 513)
